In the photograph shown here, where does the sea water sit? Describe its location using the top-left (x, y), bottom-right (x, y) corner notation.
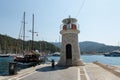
top-left (81, 55), bottom-right (120, 65)
top-left (0, 56), bottom-right (14, 75)
top-left (48, 55), bottom-right (120, 66)
top-left (0, 55), bottom-right (120, 75)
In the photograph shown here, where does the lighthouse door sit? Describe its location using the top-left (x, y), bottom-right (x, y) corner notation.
top-left (66, 44), bottom-right (72, 65)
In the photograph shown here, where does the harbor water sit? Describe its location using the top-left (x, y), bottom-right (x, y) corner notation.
top-left (0, 55), bottom-right (120, 75)
top-left (0, 56), bottom-right (14, 75)
top-left (48, 55), bottom-right (120, 66)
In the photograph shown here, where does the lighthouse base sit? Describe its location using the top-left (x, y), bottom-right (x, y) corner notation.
top-left (72, 59), bottom-right (84, 66)
top-left (57, 59), bottom-right (84, 66)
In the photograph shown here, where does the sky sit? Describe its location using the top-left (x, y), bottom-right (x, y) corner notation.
top-left (0, 0), bottom-right (120, 46)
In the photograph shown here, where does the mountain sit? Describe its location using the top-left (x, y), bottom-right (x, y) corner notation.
top-left (0, 34), bottom-right (60, 54)
top-left (80, 41), bottom-right (105, 52)
top-left (1, 34), bottom-right (118, 54)
top-left (52, 41), bottom-right (119, 53)
top-left (80, 41), bottom-right (119, 53)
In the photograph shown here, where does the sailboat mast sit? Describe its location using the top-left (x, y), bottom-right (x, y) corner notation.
top-left (32, 14), bottom-right (34, 50)
top-left (23, 12), bottom-right (25, 51)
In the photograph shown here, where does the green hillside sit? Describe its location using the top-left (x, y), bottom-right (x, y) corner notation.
top-left (0, 34), bottom-right (60, 54)
top-left (52, 41), bottom-right (120, 54)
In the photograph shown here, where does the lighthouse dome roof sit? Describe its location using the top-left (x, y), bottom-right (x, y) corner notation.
top-left (62, 18), bottom-right (77, 24)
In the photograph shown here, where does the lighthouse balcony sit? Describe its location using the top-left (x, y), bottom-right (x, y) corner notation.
top-left (60, 28), bottom-right (80, 34)
top-left (60, 24), bottom-right (79, 31)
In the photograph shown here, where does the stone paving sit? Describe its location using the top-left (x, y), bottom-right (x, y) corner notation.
top-left (85, 63), bottom-right (120, 80)
top-left (1, 63), bottom-right (120, 80)
top-left (19, 64), bottom-right (79, 80)
top-left (2, 63), bottom-right (80, 80)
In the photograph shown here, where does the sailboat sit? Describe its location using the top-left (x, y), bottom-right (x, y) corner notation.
top-left (14, 12), bottom-right (41, 66)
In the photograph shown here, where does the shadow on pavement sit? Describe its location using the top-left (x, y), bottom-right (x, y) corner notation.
top-left (36, 65), bottom-right (68, 72)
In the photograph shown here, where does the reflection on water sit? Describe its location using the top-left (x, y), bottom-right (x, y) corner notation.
top-left (0, 56), bottom-right (14, 75)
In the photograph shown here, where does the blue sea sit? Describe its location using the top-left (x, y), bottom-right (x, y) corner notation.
top-left (0, 56), bottom-right (14, 75)
top-left (48, 55), bottom-right (120, 66)
top-left (0, 55), bottom-right (120, 75)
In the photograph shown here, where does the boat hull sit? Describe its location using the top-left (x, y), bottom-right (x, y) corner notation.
top-left (104, 52), bottom-right (120, 57)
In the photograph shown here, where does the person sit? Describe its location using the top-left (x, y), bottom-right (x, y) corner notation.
top-left (51, 59), bottom-right (55, 68)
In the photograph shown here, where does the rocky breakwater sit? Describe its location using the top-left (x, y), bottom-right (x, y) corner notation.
top-left (93, 61), bottom-right (120, 78)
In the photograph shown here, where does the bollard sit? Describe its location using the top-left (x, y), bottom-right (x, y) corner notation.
top-left (51, 59), bottom-right (55, 68)
top-left (9, 62), bottom-right (17, 75)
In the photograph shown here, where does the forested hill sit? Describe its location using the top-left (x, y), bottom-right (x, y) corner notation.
top-left (80, 41), bottom-right (119, 54)
top-left (1, 34), bottom-right (119, 54)
top-left (52, 41), bottom-right (119, 54)
top-left (0, 34), bottom-right (60, 54)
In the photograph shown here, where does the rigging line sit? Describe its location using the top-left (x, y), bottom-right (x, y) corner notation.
top-left (18, 23), bottom-right (23, 39)
top-left (76, 0), bottom-right (86, 18)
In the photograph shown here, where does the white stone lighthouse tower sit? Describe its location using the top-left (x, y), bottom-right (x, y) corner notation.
top-left (58, 17), bottom-right (84, 66)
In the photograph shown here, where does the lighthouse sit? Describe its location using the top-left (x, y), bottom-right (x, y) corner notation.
top-left (58, 16), bottom-right (84, 66)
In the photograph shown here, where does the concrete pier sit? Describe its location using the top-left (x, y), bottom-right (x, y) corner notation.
top-left (1, 63), bottom-right (120, 80)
